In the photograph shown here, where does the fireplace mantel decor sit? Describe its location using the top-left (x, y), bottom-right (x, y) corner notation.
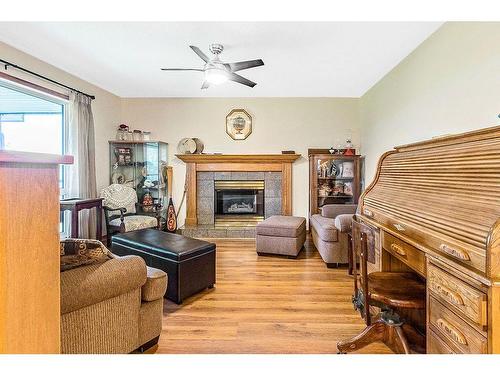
top-left (176, 154), bottom-right (301, 226)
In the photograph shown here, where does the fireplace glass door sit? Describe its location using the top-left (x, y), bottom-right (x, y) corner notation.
top-left (214, 180), bottom-right (264, 226)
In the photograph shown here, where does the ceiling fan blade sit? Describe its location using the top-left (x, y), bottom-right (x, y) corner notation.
top-left (189, 45), bottom-right (210, 63)
top-left (228, 72), bottom-right (257, 88)
top-left (201, 81), bottom-right (210, 90)
top-left (225, 59), bottom-right (264, 72)
top-left (160, 68), bottom-right (204, 71)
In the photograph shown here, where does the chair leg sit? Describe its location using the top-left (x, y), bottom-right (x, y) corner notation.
top-left (387, 325), bottom-right (411, 354)
top-left (337, 320), bottom-right (387, 353)
top-left (401, 322), bottom-right (426, 354)
top-left (337, 319), bottom-right (419, 354)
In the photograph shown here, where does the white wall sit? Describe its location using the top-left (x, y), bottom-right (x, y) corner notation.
top-left (5, 21), bottom-right (499, 226)
top-left (0, 41), bottom-right (121, 193)
top-left (120, 98), bottom-right (361, 225)
top-left (360, 22), bottom-right (500, 184)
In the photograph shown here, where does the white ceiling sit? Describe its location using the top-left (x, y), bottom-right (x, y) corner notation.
top-left (0, 22), bottom-right (442, 98)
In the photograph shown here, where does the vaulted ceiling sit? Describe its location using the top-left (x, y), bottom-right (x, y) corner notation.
top-left (0, 22), bottom-right (442, 97)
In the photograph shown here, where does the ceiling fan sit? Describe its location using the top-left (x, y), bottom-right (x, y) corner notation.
top-left (161, 43), bottom-right (264, 89)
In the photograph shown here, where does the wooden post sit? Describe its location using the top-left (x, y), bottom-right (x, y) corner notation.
top-left (0, 151), bottom-right (73, 353)
top-left (185, 162), bottom-right (197, 226)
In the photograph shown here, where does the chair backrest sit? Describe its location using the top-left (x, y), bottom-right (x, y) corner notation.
top-left (352, 217), bottom-right (377, 325)
top-left (100, 184), bottom-right (137, 215)
top-left (321, 204), bottom-right (358, 219)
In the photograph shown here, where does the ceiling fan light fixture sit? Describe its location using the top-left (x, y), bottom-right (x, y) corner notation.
top-left (204, 68), bottom-right (229, 85)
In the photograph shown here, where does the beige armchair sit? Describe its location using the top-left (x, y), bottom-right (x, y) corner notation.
top-left (310, 204), bottom-right (357, 267)
top-left (60, 239), bottom-right (167, 354)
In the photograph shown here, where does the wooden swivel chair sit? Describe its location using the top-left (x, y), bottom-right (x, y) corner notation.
top-left (337, 219), bottom-right (426, 354)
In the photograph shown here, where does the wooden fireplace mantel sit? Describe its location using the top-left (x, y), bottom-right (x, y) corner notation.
top-left (176, 154), bottom-right (301, 164)
top-left (176, 153), bottom-right (301, 226)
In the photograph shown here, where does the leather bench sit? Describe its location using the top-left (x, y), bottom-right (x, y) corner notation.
top-left (256, 215), bottom-right (306, 258)
top-left (111, 229), bottom-right (216, 304)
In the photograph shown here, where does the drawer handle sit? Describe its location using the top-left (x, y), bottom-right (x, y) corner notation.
top-left (431, 281), bottom-right (464, 306)
top-left (363, 208), bottom-right (374, 217)
top-left (436, 318), bottom-right (468, 346)
top-left (390, 243), bottom-right (406, 256)
top-left (439, 244), bottom-right (470, 261)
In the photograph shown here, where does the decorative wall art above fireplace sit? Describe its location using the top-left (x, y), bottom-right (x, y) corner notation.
top-left (226, 109), bottom-right (252, 140)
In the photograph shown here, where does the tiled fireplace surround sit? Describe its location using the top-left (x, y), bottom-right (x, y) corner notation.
top-left (208, 171), bottom-right (280, 213)
top-left (182, 172), bottom-right (283, 238)
top-left (176, 154), bottom-right (300, 238)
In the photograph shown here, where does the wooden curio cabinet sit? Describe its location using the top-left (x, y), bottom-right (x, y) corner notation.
top-left (308, 149), bottom-right (361, 216)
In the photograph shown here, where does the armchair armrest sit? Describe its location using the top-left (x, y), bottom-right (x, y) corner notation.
top-left (103, 206), bottom-right (127, 230)
top-left (334, 214), bottom-right (354, 233)
top-left (60, 255), bottom-right (147, 314)
top-left (142, 266), bottom-right (168, 302)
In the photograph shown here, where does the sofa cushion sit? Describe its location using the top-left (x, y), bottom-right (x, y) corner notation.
top-left (109, 215), bottom-right (157, 232)
top-left (142, 266), bottom-right (168, 302)
top-left (60, 239), bottom-right (113, 272)
top-left (256, 215), bottom-right (306, 238)
top-left (60, 255), bottom-right (147, 314)
top-left (310, 214), bottom-right (338, 242)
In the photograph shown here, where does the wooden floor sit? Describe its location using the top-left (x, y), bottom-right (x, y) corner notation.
top-left (157, 236), bottom-right (392, 354)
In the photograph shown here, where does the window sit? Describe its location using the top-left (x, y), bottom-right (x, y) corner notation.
top-left (0, 80), bottom-right (69, 231)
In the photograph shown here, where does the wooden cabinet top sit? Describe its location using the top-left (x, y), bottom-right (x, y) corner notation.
top-left (0, 150), bottom-right (73, 165)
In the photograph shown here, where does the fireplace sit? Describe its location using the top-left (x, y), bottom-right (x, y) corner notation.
top-left (214, 180), bottom-right (265, 227)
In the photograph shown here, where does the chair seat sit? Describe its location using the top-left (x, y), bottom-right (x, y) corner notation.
top-left (368, 272), bottom-right (426, 309)
top-left (109, 215), bottom-right (157, 232)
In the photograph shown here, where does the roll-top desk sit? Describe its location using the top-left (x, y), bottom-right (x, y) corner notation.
top-left (357, 126), bottom-right (500, 354)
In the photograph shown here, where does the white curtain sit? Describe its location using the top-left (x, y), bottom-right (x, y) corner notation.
top-left (67, 92), bottom-right (98, 239)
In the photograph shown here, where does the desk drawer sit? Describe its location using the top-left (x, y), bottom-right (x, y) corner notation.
top-left (382, 232), bottom-right (426, 276)
top-left (362, 205), bottom-right (486, 274)
top-left (428, 263), bottom-right (487, 327)
top-left (428, 328), bottom-right (456, 354)
top-left (429, 297), bottom-right (487, 354)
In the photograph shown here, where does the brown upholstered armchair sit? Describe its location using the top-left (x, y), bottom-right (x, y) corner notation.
top-left (60, 239), bottom-right (167, 354)
top-left (310, 204), bottom-right (357, 267)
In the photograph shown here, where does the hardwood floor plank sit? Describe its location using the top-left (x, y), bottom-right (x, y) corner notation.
top-left (157, 236), bottom-right (392, 354)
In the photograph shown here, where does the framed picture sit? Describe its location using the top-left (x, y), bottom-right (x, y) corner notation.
top-left (226, 109), bottom-right (252, 140)
top-left (341, 161), bottom-right (354, 178)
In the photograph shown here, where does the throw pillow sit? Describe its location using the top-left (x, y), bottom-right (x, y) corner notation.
top-left (60, 239), bottom-right (113, 272)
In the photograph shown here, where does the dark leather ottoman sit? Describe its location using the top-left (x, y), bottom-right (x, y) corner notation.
top-left (111, 229), bottom-right (216, 304)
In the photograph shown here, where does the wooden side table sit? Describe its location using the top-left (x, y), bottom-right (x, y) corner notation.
top-left (60, 198), bottom-right (103, 240)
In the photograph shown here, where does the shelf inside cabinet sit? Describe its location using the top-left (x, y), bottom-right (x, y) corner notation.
top-left (317, 177), bottom-right (354, 181)
top-left (318, 195), bottom-right (354, 199)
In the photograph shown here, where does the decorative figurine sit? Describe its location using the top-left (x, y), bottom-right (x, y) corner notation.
top-left (142, 191), bottom-right (154, 212)
top-left (343, 137), bottom-right (355, 156)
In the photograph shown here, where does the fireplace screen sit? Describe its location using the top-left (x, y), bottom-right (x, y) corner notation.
top-left (214, 180), bottom-right (265, 224)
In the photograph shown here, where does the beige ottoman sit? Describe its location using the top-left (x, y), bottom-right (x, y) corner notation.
top-left (256, 215), bottom-right (306, 258)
